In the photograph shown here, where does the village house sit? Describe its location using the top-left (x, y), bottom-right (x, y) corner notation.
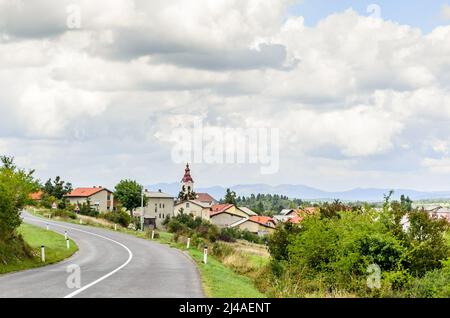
top-left (65, 186), bottom-right (115, 213)
top-left (231, 215), bottom-right (276, 236)
top-left (136, 189), bottom-right (175, 228)
top-left (174, 199), bottom-right (212, 220)
top-left (29, 190), bottom-right (43, 202)
top-left (209, 204), bottom-right (249, 228)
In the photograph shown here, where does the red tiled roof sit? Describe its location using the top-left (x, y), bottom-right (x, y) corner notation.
top-left (289, 215), bottom-right (303, 224)
top-left (250, 216), bottom-right (276, 227)
top-left (210, 203), bottom-right (234, 216)
top-left (65, 187), bottom-right (110, 198)
top-left (30, 191), bottom-right (43, 200)
top-left (196, 193), bottom-right (216, 203)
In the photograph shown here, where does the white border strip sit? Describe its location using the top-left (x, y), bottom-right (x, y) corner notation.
top-left (23, 215), bottom-right (133, 298)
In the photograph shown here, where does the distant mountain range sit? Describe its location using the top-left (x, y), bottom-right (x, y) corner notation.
top-left (148, 183), bottom-right (450, 202)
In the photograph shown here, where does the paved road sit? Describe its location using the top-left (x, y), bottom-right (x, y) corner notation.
top-left (0, 212), bottom-right (204, 298)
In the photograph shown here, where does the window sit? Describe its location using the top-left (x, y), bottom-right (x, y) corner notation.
top-left (163, 203), bottom-right (165, 208)
top-left (186, 203), bottom-right (190, 208)
top-left (159, 213), bottom-right (161, 218)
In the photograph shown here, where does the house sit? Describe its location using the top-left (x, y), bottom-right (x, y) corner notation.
top-left (30, 191), bottom-right (43, 201)
top-left (239, 207), bottom-right (258, 216)
top-left (274, 207), bottom-right (318, 223)
top-left (195, 193), bottom-right (218, 205)
top-left (209, 204), bottom-right (248, 228)
top-left (174, 200), bottom-right (212, 220)
top-left (231, 216), bottom-right (276, 236)
top-left (65, 186), bottom-right (115, 213)
top-left (136, 189), bottom-right (175, 228)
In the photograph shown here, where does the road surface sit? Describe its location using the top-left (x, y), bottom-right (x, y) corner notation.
top-left (0, 211), bottom-right (204, 298)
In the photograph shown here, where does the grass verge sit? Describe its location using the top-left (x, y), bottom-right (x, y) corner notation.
top-left (0, 223), bottom-right (78, 275)
top-left (187, 247), bottom-right (266, 298)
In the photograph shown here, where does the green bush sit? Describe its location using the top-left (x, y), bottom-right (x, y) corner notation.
top-left (102, 210), bottom-right (131, 227)
top-left (53, 209), bottom-right (77, 220)
top-left (409, 259), bottom-right (450, 298)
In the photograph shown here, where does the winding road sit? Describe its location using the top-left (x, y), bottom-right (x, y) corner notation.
top-left (0, 212), bottom-right (204, 298)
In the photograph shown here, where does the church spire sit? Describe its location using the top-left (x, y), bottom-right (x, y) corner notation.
top-left (182, 163), bottom-right (194, 183)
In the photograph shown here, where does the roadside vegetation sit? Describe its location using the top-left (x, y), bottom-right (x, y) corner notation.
top-left (1, 223), bottom-right (77, 274)
top-left (259, 194), bottom-right (450, 298)
top-left (0, 156), bottom-right (40, 270)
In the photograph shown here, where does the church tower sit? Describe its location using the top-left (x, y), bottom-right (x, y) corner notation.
top-left (179, 163), bottom-right (196, 201)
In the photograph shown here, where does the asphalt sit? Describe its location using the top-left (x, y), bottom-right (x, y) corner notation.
top-left (0, 211), bottom-right (204, 298)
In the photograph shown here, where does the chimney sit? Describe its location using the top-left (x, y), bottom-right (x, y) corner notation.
top-left (158, 189), bottom-right (162, 193)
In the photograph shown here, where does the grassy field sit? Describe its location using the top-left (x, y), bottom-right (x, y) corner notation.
top-left (187, 247), bottom-right (266, 298)
top-left (0, 223), bottom-right (78, 275)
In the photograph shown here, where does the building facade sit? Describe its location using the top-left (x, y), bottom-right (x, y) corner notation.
top-left (65, 187), bottom-right (115, 213)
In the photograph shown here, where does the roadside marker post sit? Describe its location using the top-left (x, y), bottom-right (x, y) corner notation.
top-left (151, 230), bottom-right (155, 240)
top-left (64, 231), bottom-right (68, 240)
top-left (79, 219), bottom-right (82, 225)
top-left (66, 239), bottom-right (70, 249)
top-left (203, 245), bottom-right (208, 264)
top-left (41, 245), bottom-right (45, 262)
top-left (186, 238), bottom-right (191, 249)
top-left (114, 224), bottom-right (117, 231)
top-left (46, 224), bottom-right (49, 231)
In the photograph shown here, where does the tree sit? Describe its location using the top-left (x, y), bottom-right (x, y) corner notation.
top-left (43, 176), bottom-right (73, 200)
top-left (114, 180), bottom-right (147, 216)
top-left (224, 188), bottom-right (237, 205)
top-left (0, 156), bottom-right (39, 241)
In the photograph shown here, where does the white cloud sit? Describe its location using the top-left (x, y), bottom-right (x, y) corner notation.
top-left (1, 3), bottom-right (450, 189)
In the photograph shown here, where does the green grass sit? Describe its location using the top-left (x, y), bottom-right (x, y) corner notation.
top-left (187, 248), bottom-right (265, 298)
top-left (0, 223), bottom-right (78, 275)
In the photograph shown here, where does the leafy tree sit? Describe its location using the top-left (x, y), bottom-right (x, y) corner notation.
top-left (43, 176), bottom-right (73, 200)
top-left (114, 180), bottom-right (147, 216)
top-left (224, 188), bottom-right (237, 205)
top-left (0, 156), bottom-right (39, 241)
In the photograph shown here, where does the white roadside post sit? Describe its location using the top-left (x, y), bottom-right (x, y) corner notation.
top-left (46, 224), bottom-right (49, 231)
top-left (203, 245), bottom-right (208, 264)
top-left (64, 231), bottom-right (68, 240)
top-left (186, 238), bottom-right (191, 249)
top-left (41, 245), bottom-right (45, 263)
top-left (79, 219), bottom-right (82, 225)
top-left (114, 224), bottom-right (117, 231)
top-left (151, 230), bottom-right (155, 240)
top-left (66, 239), bottom-right (70, 249)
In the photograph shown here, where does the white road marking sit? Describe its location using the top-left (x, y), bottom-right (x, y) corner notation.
top-left (23, 214), bottom-right (133, 298)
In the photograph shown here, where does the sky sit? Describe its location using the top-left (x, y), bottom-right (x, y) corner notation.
top-left (1, 0), bottom-right (450, 192)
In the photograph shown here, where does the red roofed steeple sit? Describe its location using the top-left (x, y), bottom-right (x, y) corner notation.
top-left (181, 163), bottom-right (194, 183)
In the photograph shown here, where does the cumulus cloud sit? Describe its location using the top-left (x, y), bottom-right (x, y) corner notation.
top-left (1, 2), bottom-right (450, 190)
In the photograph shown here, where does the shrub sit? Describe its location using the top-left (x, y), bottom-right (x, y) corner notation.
top-left (409, 259), bottom-right (450, 298)
top-left (53, 209), bottom-right (77, 220)
top-left (219, 227), bottom-right (240, 242)
top-left (102, 210), bottom-right (131, 227)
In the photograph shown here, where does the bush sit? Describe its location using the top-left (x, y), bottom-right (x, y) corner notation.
top-left (53, 209), bottom-right (77, 220)
top-left (241, 229), bottom-right (264, 244)
top-left (409, 259), bottom-right (450, 298)
top-left (219, 227), bottom-right (240, 242)
top-left (102, 210), bottom-right (131, 227)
